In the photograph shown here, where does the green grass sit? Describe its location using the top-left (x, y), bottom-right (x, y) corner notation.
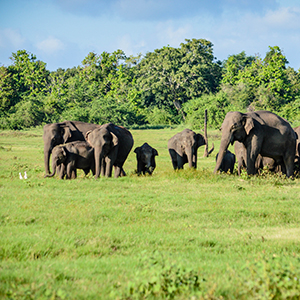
top-left (1, 127), bottom-right (300, 299)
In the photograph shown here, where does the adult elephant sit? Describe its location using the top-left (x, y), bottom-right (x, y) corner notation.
top-left (293, 126), bottom-right (300, 173)
top-left (214, 111), bottom-right (296, 177)
top-left (85, 123), bottom-right (134, 178)
top-left (168, 129), bottom-right (206, 170)
top-left (43, 121), bottom-right (99, 175)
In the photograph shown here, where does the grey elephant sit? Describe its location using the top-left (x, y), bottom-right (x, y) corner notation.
top-left (215, 150), bottom-right (236, 174)
top-left (134, 143), bottom-right (158, 175)
top-left (168, 129), bottom-right (206, 170)
top-left (44, 141), bottom-right (95, 179)
top-left (234, 141), bottom-right (284, 175)
top-left (85, 123), bottom-right (134, 178)
top-left (43, 121), bottom-right (99, 176)
top-left (214, 111), bottom-right (296, 177)
top-left (293, 126), bottom-right (300, 173)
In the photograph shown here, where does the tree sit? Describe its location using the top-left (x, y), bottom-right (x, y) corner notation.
top-left (135, 39), bottom-right (222, 118)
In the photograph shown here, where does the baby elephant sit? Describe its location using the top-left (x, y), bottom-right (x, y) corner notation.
top-left (134, 143), bottom-right (158, 175)
top-left (45, 141), bottom-right (95, 179)
top-left (215, 150), bottom-right (236, 174)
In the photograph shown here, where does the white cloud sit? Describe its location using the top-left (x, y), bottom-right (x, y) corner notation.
top-left (156, 22), bottom-right (192, 47)
top-left (36, 37), bottom-right (65, 54)
top-left (0, 28), bottom-right (25, 48)
top-left (264, 7), bottom-right (300, 29)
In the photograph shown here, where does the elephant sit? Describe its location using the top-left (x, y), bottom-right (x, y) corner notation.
top-left (214, 111), bottom-right (296, 177)
top-left (85, 123), bottom-right (134, 178)
top-left (234, 141), bottom-right (285, 175)
top-left (43, 121), bottom-right (99, 176)
top-left (293, 126), bottom-right (300, 173)
top-left (215, 150), bottom-right (236, 174)
top-left (134, 143), bottom-right (158, 175)
top-left (168, 129), bottom-right (206, 170)
top-left (44, 141), bottom-right (95, 179)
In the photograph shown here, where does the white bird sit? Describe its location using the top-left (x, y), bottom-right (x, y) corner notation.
top-left (24, 171), bottom-right (27, 179)
top-left (19, 172), bottom-right (23, 179)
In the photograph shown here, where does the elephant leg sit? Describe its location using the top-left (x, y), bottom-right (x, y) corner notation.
top-left (101, 158), bottom-right (106, 177)
top-left (114, 166), bottom-right (122, 178)
top-left (59, 164), bottom-right (66, 179)
top-left (283, 154), bottom-right (295, 178)
top-left (105, 158), bottom-right (114, 177)
top-left (193, 153), bottom-right (197, 169)
top-left (246, 137), bottom-right (261, 175)
top-left (168, 149), bottom-right (178, 170)
top-left (177, 154), bottom-right (184, 169)
top-left (71, 169), bottom-right (77, 179)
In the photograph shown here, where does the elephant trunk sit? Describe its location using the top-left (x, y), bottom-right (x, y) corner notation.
top-left (186, 148), bottom-right (194, 168)
top-left (94, 148), bottom-right (103, 179)
top-left (44, 144), bottom-right (51, 175)
top-left (214, 135), bottom-right (231, 173)
top-left (44, 159), bottom-right (57, 178)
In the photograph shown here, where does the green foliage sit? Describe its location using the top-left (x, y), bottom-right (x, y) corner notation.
top-left (146, 107), bottom-right (174, 125)
top-left (237, 256), bottom-right (300, 299)
top-left (221, 46), bottom-right (295, 114)
top-left (136, 39), bottom-right (222, 116)
top-left (221, 51), bottom-right (255, 86)
top-left (183, 92), bottom-right (233, 129)
top-left (117, 252), bottom-right (202, 299)
top-left (1, 44), bottom-right (300, 130)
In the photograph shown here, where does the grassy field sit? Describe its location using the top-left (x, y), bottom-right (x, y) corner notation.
top-left (1, 126), bottom-right (300, 299)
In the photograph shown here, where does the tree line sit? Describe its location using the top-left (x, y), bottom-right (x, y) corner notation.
top-left (1, 39), bottom-right (300, 130)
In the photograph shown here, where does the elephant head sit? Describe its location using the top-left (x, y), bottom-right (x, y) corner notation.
top-left (134, 143), bottom-right (158, 174)
top-left (44, 145), bottom-right (67, 178)
top-left (85, 126), bottom-right (119, 178)
top-left (43, 123), bottom-right (71, 175)
top-left (214, 111), bottom-right (254, 173)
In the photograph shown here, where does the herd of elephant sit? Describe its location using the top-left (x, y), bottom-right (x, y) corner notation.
top-left (43, 110), bottom-right (300, 179)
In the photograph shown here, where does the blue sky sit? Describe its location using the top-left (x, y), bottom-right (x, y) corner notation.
top-left (1, 0), bottom-right (300, 71)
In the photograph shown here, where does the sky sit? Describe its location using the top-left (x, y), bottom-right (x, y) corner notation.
top-left (1, 0), bottom-right (300, 71)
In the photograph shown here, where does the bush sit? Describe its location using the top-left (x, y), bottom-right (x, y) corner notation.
top-left (113, 252), bottom-right (204, 299)
top-left (146, 107), bottom-right (175, 126)
top-left (183, 92), bottom-right (233, 129)
top-left (237, 256), bottom-right (300, 299)
top-left (1, 96), bottom-right (45, 129)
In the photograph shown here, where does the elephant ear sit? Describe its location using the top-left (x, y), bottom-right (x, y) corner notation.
top-left (134, 147), bottom-right (141, 155)
top-left (111, 132), bottom-right (119, 147)
top-left (85, 130), bottom-right (93, 145)
top-left (195, 133), bottom-right (205, 147)
top-left (152, 148), bottom-right (158, 156)
top-left (62, 126), bottom-right (71, 143)
top-left (244, 116), bottom-right (255, 135)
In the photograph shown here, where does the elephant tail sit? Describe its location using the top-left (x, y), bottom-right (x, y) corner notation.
top-left (208, 143), bottom-right (214, 155)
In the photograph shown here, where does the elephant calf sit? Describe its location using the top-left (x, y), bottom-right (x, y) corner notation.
top-left (215, 150), bottom-right (236, 174)
top-left (134, 143), bottom-right (158, 175)
top-left (44, 141), bottom-right (95, 179)
top-left (168, 129), bottom-right (206, 170)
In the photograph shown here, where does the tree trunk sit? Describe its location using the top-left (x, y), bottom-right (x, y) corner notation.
top-left (203, 109), bottom-right (209, 157)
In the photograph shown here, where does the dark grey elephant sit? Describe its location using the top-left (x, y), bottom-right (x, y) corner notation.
top-left (214, 111), bottom-right (296, 177)
top-left (168, 129), bottom-right (206, 170)
top-left (215, 150), bottom-right (235, 174)
top-left (45, 141), bottom-right (95, 179)
top-left (43, 121), bottom-right (99, 176)
top-left (234, 141), bottom-right (285, 175)
top-left (85, 123), bottom-right (134, 178)
top-left (134, 143), bottom-right (158, 175)
top-left (293, 126), bottom-right (300, 173)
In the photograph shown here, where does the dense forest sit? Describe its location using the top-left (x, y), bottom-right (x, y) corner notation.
top-left (1, 38), bottom-right (300, 130)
